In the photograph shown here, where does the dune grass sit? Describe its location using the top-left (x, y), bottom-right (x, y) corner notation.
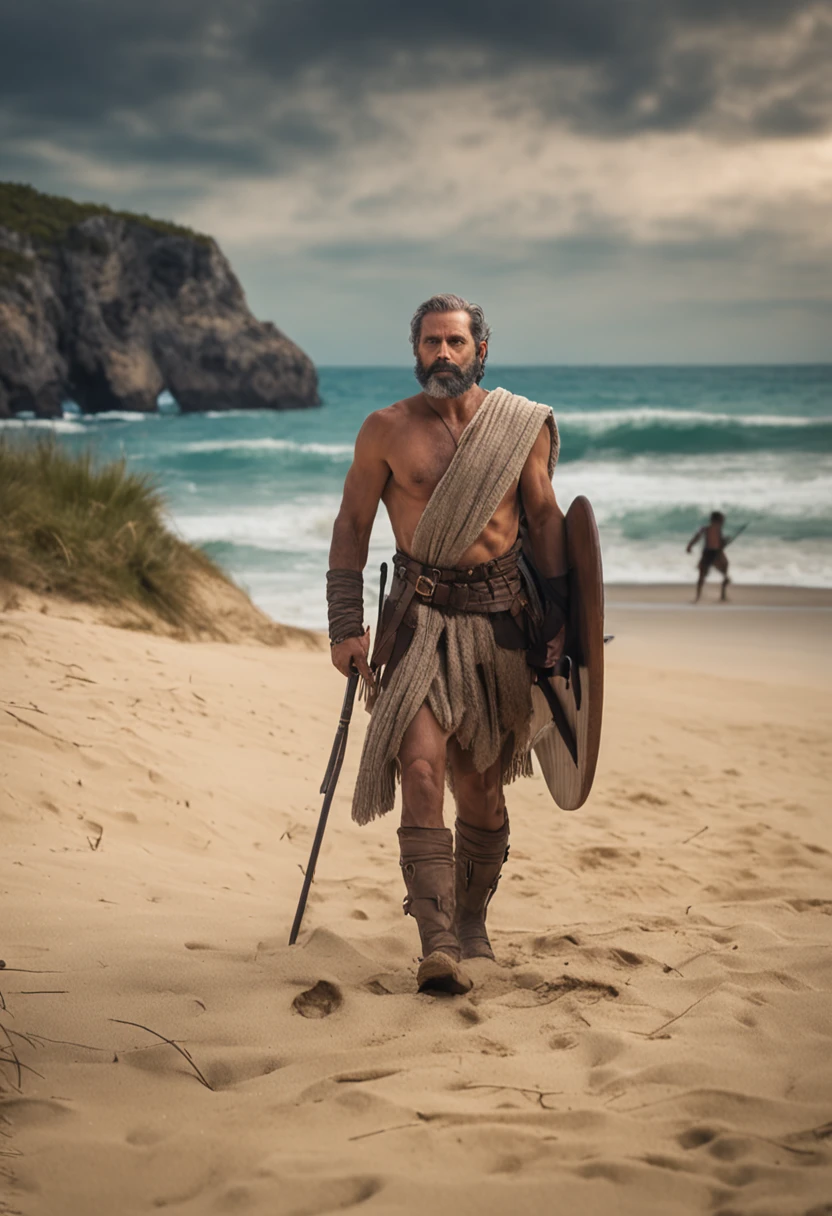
top-left (0, 437), bottom-right (224, 627)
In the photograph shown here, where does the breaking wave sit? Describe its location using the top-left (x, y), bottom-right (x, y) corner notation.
top-left (555, 410), bottom-right (832, 462)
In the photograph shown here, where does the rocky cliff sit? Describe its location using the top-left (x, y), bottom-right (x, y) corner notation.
top-left (0, 184), bottom-right (319, 418)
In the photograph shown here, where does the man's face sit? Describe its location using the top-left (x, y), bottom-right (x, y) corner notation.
top-left (415, 310), bottom-right (486, 399)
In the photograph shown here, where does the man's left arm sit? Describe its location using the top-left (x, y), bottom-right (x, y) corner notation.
top-left (519, 422), bottom-right (570, 669)
top-left (520, 421), bottom-right (567, 578)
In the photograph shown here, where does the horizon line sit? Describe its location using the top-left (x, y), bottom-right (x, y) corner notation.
top-left (316, 361), bottom-right (832, 370)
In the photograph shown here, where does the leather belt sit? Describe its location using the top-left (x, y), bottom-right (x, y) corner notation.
top-left (371, 540), bottom-right (528, 673)
top-left (392, 539), bottom-right (525, 613)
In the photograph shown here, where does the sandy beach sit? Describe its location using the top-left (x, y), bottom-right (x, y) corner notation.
top-left (2, 584), bottom-right (831, 1216)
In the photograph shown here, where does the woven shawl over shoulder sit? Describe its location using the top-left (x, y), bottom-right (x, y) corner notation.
top-left (351, 387), bottom-right (559, 825)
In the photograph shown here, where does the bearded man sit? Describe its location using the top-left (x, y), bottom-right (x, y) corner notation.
top-left (327, 294), bottom-right (568, 995)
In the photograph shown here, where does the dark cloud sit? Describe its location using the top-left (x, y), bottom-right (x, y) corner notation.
top-left (0, 0), bottom-right (830, 175)
top-left (303, 217), bottom-right (828, 289)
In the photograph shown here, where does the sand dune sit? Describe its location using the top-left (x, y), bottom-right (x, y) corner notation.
top-left (2, 590), bottom-right (831, 1215)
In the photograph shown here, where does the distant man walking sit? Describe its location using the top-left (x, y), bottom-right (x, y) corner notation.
top-left (326, 294), bottom-right (567, 996)
top-left (687, 511), bottom-right (732, 602)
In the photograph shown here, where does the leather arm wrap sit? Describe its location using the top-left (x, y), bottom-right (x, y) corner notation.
top-left (326, 568), bottom-right (365, 646)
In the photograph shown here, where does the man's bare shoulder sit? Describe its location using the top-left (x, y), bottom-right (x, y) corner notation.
top-left (357, 395), bottom-right (424, 445)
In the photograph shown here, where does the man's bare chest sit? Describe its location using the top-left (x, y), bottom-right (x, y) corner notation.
top-left (385, 427), bottom-right (455, 501)
top-left (381, 429), bottom-right (521, 530)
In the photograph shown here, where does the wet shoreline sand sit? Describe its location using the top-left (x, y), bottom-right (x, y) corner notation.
top-left (3, 587), bottom-right (831, 1214)
top-left (607, 582), bottom-right (832, 609)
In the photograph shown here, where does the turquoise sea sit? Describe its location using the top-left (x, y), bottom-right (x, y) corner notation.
top-left (4, 365), bottom-right (831, 627)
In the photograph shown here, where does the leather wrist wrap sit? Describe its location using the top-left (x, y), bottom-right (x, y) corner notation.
top-left (539, 573), bottom-right (569, 615)
top-left (326, 568), bottom-right (365, 646)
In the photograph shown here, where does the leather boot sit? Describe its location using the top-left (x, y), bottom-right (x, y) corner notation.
top-left (398, 826), bottom-right (473, 995)
top-left (454, 814), bottom-right (510, 961)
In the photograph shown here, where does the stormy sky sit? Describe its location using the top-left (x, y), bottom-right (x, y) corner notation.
top-left (2, 0), bottom-right (831, 364)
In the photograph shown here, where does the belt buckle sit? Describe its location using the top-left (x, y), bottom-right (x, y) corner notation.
top-left (414, 574), bottom-right (435, 599)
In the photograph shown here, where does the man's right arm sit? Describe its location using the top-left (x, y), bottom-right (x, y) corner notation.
top-left (686, 527), bottom-right (704, 553)
top-left (328, 412), bottom-right (392, 680)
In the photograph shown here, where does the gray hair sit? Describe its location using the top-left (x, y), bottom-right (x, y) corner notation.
top-left (409, 293), bottom-right (492, 357)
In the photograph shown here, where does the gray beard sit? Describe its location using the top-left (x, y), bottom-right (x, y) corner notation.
top-left (415, 355), bottom-right (482, 399)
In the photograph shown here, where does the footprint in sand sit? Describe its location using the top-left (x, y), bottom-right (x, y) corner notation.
top-left (608, 948), bottom-right (645, 967)
top-left (625, 790), bottom-right (668, 806)
top-left (292, 980), bottom-right (343, 1018)
top-left (219, 1175), bottom-right (382, 1213)
top-left (532, 932), bottom-right (580, 954)
top-left (535, 976), bottom-right (619, 1004)
top-left (787, 898), bottom-right (832, 914)
top-left (677, 1125), bottom-right (719, 1149)
top-left (549, 1033), bottom-right (579, 1051)
top-left (203, 1054), bottom-right (283, 1090)
top-left (577, 845), bottom-right (640, 870)
top-left (457, 1004), bottom-right (482, 1026)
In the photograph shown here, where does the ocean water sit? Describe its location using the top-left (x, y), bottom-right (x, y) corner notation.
top-left (4, 365), bottom-right (831, 628)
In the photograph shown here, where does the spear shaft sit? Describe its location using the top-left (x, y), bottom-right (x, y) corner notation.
top-left (725, 522), bottom-right (749, 547)
top-left (288, 562), bottom-right (387, 946)
top-left (288, 668), bottom-right (360, 945)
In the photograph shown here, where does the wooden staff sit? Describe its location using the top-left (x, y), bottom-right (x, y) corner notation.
top-left (288, 563), bottom-right (387, 945)
top-left (288, 667), bottom-right (360, 945)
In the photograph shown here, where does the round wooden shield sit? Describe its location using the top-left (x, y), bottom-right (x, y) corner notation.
top-left (528, 495), bottom-right (605, 810)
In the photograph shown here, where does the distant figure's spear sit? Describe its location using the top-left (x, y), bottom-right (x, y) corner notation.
top-left (725, 523), bottom-right (749, 547)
